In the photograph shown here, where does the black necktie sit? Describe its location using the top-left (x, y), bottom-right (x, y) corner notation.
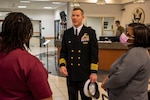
top-left (75, 29), bottom-right (78, 36)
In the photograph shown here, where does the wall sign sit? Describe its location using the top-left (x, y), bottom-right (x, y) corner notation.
top-left (132, 7), bottom-right (145, 23)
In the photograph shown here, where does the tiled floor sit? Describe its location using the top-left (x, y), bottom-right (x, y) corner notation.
top-left (29, 45), bottom-right (150, 100)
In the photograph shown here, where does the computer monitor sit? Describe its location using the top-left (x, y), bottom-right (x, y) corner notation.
top-left (59, 11), bottom-right (66, 22)
top-left (99, 36), bottom-right (119, 42)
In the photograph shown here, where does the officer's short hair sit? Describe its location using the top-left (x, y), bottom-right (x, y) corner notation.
top-left (73, 7), bottom-right (84, 15)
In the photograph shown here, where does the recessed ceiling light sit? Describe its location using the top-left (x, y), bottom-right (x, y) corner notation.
top-left (43, 7), bottom-right (52, 9)
top-left (70, 2), bottom-right (80, 7)
top-left (96, 0), bottom-right (106, 4)
top-left (20, 1), bottom-right (31, 3)
top-left (18, 6), bottom-right (27, 8)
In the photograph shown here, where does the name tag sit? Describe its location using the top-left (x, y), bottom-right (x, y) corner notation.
top-left (82, 42), bottom-right (88, 44)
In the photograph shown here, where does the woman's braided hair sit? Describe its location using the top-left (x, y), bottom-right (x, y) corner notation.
top-left (0, 12), bottom-right (33, 54)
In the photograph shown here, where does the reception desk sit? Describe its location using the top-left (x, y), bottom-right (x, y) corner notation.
top-left (97, 41), bottom-right (127, 70)
top-left (55, 40), bottom-right (131, 71)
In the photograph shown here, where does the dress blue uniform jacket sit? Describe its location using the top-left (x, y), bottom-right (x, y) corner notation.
top-left (59, 25), bottom-right (98, 81)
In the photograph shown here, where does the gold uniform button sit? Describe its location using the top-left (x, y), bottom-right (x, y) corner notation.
top-left (71, 63), bottom-right (73, 66)
top-left (78, 64), bottom-right (80, 66)
top-left (71, 50), bottom-right (74, 52)
top-left (78, 50), bottom-right (81, 53)
top-left (71, 57), bottom-right (73, 59)
top-left (78, 57), bottom-right (80, 59)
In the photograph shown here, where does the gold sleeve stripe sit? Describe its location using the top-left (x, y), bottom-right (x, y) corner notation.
top-left (59, 58), bottom-right (66, 65)
top-left (90, 63), bottom-right (98, 70)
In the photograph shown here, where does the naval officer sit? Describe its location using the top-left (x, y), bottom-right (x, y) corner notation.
top-left (59, 7), bottom-right (99, 100)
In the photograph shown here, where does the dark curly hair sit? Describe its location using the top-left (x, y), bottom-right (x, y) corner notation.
top-left (130, 23), bottom-right (150, 48)
top-left (0, 12), bottom-right (33, 54)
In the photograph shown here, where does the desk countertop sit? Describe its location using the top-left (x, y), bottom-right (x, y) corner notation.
top-left (55, 40), bottom-right (128, 50)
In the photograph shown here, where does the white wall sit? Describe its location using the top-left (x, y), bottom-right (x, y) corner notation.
top-left (22, 9), bottom-right (54, 37)
top-left (86, 17), bottom-right (102, 39)
top-left (66, 3), bottom-right (123, 28)
top-left (0, 9), bottom-right (54, 37)
top-left (80, 3), bottom-right (123, 23)
top-left (0, 4), bottom-right (123, 38)
top-left (122, 0), bottom-right (150, 27)
top-left (54, 5), bottom-right (67, 20)
top-left (2, 1), bottom-right (150, 38)
top-left (57, 1), bottom-right (150, 37)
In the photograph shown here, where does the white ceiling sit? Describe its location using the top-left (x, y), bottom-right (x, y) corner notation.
top-left (0, 0), bottom-right (134, 10)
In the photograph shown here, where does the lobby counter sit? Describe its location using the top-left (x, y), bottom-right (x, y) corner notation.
top-left (98, 41), bottom-right (128, 70)
top-left (55, 40), bottom-right (128, 71)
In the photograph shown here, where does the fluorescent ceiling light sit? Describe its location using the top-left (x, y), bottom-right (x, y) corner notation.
top-left (134, 0), bottom-right (145, 3)
top-left (52, 2), bottom-right (62, 4)
top-left (20, 1), bottom-right (31, 3)
top-left (96, 0), bottom-right (106, 4)
top-left (44, 7), bottom-right (52, 9)
top-left (18, 6), bottom-right (27, 8)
